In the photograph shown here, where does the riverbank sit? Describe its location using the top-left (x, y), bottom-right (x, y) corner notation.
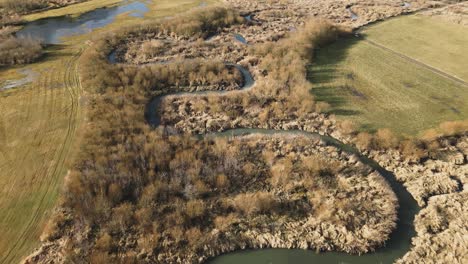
top-left (19, 0), bottom-right (468, 263)
top-left (22, 6), bottom-right (401, 263)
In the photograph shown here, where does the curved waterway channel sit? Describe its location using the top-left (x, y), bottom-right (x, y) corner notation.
top-left (144, 67), bottom-right (419, 264)
top-left (16, 1), bottom-right (420, 263)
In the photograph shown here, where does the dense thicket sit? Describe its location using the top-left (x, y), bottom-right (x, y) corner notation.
top-left (35, 9), bottom-right (400, 263)
top-left (0, 36), bottom-right (42, 65)
top-left (0, 0), bottom-right (86, 15)
top-left (0, 0), bottom-right (47, 13)
top-left (159, 6), bottom-right (243, 37)
top-left (156, 20), bottom-right (350, 135)
top-left (350, 119), bottom-right (468, 162)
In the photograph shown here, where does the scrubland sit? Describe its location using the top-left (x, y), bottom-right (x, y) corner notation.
top-left (4, 0), bottom-right (467, 263)
top-left (0, 36), bottom-right (42, 65)
top-left (24, 6), bottom-right (403, 264)
top-left (0, 22), bottom-right (43, 66)
top-left (1, 1), bottom-right (223, 263)
top-left (396, 192), bottom-right (468, 264)
top-left (0, 0), bottom-right (86, 14)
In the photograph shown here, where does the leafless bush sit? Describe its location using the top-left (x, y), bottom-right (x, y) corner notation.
top-left (1, 0), bottom-right (47, 13)
top-left (0, 36), bottom-right (42, 65)
top-left (232, 192), bottom-right (276, 216)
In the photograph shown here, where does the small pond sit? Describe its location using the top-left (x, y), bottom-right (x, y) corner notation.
top-left (16, 0), bottom-right (150, 44)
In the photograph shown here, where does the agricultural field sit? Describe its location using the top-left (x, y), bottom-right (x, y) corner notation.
top-left (309, 14), bottom-right (468, 136)
top-left (0, 0), bottom-right (215, 263)
top-left (0, 45), bottom-right (82, 264)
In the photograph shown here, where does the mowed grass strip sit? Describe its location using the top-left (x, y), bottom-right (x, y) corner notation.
top-left (309, 15), bottom-right (468, 136)
top-left (309, 16), bottom-right (468, 135)
top-left (362, 14), bottom-right (468, 82)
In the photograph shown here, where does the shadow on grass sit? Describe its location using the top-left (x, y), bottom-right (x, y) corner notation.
top-left (41, 44), bottom-right (77, 60)
top-left (308, 36), bottom-right (362, 117)
top-left (0, 43), bottom-right (74, 73)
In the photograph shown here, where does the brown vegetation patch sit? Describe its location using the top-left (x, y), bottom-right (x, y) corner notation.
top-left (0, 0), bottom-right (86, 16)
top-left (22, 1), bottom-right (468, 263)
top-left (0, 36), bottom-right (42, 65)
top-left (396, 192), bottom-right (468, 264)
top-left (422, 1), bottom-right (468, 26)
top-left (23, 6), bottom-right (403, 263)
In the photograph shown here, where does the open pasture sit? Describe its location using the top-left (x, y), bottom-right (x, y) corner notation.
top-left (309, 14), bottom-right (468, 136)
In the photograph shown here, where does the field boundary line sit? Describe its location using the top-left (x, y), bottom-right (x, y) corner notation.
top-left (364, 38), bottom-right (468, 87)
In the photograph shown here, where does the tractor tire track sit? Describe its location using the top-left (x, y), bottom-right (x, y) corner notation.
top-left (0, 50), bottom-right (82, 264)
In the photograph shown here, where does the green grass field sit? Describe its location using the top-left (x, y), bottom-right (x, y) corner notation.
top-left (0, 0), bottom-right (216, 263)
top-left (309, 14), bottom-right (468, 136)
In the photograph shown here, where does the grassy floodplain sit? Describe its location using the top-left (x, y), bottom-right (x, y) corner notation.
top-left (309, 14), bottom-right (468, 136)
top-left (0, 0), bottom-right (216, 263)
top-left (0, 45), bottom-right (82, 264)
top-left (22, 0), bottom-right (124, 21)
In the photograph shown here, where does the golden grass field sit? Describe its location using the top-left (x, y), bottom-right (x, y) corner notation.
top-left (310, 14), bottom-right (468, 136)
top-left (23, 0), bottom-right (124, 21)
top-left (0, 0), bottom-right (216, 263)
top-left (0, 45), bottom-right (83, 264)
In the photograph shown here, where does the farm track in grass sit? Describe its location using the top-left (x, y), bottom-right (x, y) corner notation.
top-left (0, 48), bottom-right (82, 264)
top-left (364, 39), bottom-right (467, 87)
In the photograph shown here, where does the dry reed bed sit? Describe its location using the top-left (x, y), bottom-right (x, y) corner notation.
top-left (24, 0), bottom-right (468, 263)
top-left (23, 6), bottom-right (401, 264)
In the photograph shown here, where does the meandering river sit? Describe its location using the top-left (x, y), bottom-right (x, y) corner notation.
top-left (145, 63), bottom-right (419, 264)
top-left (17, 2), bottom-right (420, 263)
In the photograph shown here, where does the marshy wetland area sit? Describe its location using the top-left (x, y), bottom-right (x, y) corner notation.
top-left (0, 0), bottom-right (466, 264)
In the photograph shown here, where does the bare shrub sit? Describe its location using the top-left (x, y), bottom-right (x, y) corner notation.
top-left (90, 252), bottom-right (112, 264)
top-left (141, 40), bottom-right (166, 58)
top-left (270, 158), bottom-right (292, 187)
top-left (232, 192), bottom-right (276, 216)
top-left (185, 199), bottom-right (205, 219)
top-left (186, 227), bottom-right (202, 246)
top-left (160, 7), bottom-right (243, 37)
top-left (0, 36), bottom-right (42, 65)
top-left (95, 232), bottom-right (114, 253)
top-left (355, 132), bottom-right (374, 150)
top-left (215, 173), bottom-right (229, 189)
top-left (438, 120), bottom-right (468, 136)
top-left (315, 101), bottom-right (331, 113)
top-left (40, 210), bottom-right (69, 242)
top-left (339, 120), bottom-right (356, 135)
top-left (302, 155), bottom-right (340, 187)
top-left (399, 139), bottom-right (427, 162)
top-left (375, 128), bottom-right (399, 149)
top-left (214, 213), bottom-right (237, 231)
top-left (1, 0), bottom-right (47, 13)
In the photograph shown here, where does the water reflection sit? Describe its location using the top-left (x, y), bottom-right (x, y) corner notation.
top-left (17, 0), bottom-right (150, 44)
